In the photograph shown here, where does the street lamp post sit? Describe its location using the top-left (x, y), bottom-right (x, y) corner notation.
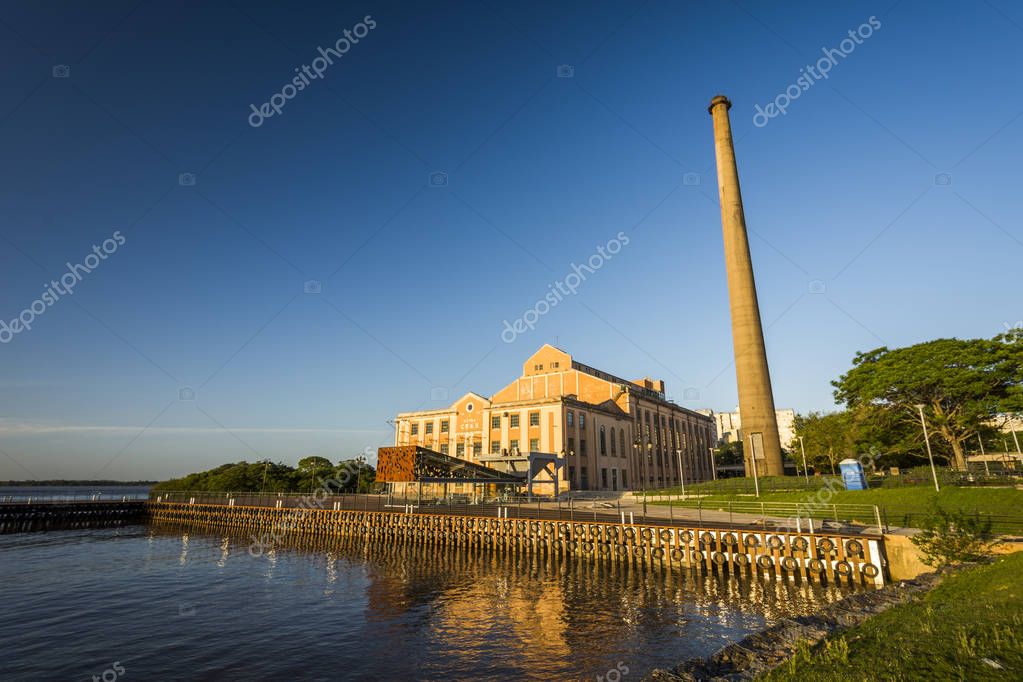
top-left (798, 435), bottom-right (809, 484)
top-left (915, 404), bottom-right (940, 492)
top-left (1011, 416), bottom-right (1023, 470)
top-left (675, 449), bottom-right (686, 499)
top-left (709, 446), bottom-right (717, 481)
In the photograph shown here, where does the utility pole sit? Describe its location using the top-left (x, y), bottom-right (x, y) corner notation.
top-left (916, 404), bottom-right (940, 492)
top-left (798, 435), bottom-right (809, 484)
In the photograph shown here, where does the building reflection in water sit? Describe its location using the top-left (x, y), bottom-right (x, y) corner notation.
top-left (150, 523), bottom-right (859, 679)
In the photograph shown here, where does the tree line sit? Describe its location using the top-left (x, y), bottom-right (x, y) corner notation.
top-left (710, 330), bottom-right (1023, 473)
top-left (150, 456), bottom-right (376, 493)
top-left (791, 329), bottom-right (1022, 473)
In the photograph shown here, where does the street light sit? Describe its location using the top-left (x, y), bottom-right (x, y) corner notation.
top-left (708, 446), bottom-right (717, 481)
top-left (675, 449), bottom-right (686, 499)
top-left (915, 404), bottom-right (940, 492)
top-left (798, 436), bottom-right (809, 484)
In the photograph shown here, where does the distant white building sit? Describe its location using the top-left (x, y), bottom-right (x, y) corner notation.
top-left (702, 407), bottom-right (797, 451)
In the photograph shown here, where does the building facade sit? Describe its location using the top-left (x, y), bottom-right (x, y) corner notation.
top-left (392, 345), bottom-right (716, 493)
top-left (706, 407), bottom-right (796, 451)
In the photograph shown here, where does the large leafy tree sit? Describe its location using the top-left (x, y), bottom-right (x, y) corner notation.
top-left (832, 331), bottom-right (1023, 470)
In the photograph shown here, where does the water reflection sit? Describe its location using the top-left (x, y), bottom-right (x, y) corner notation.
top-left (145, 522), bottom-right (857, 680)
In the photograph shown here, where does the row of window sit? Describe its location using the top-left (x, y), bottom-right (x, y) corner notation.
top-left (410, 420), bottom-right (450, 436)
top-left (565, 410), bottom-right (586, 428)
top-left (567, 465), bottom-right (628, 491)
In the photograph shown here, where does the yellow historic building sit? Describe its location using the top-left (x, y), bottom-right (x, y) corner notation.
top-left (392, 345), bottom-right (716, 492)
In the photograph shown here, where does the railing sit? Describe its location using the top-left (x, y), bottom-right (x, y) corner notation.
top-left (0, 492), bottom-right (149, 504)
top-left (149, 491), bottom-right (876, 535)
top-left (638, 496), bottom-right (883, 532)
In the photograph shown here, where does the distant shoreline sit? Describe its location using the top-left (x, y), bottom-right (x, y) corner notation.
top-left (0, 481), bottom-right (155, 486)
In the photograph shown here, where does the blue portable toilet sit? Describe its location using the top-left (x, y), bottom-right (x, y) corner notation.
top-left (839, 458), bottom-right (867, 490)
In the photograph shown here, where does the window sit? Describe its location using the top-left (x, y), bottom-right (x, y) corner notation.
top-left (567, 437), bottom-right (575, 454)
top-left (569, 465), bottom-right (575, 484)
top-left (610, 428), bottom-right (616, 456)
top-left (491, 441), bottom-right (501, 454)
top-left (425, 422), bottom-right (433, 434)
top-left (566, 411), bottom-right (574, 427)
top-left (580, 439), bottom-right (587, 456)
top-left (529, 411), bottom-right (540, 426)
top-left (529, 438), bottom-right (539, 451)
top-left (510, 439), bottom-right (519, 452)
top-left (620, 430), bottom-right (626, 457)
top-left (599, 426), bottom-right (607, 455)
top-left (581, 467), bottom-right (589, 488)
top-left (579, 413), bottom-right (586, 428)
top-left (510, 414), bottom-right (520, 428)
top-left (601, 468), bottom-right (608, 489)
top-left (456, 443), bottom-right (464, 457)
top-left (551, 361), bottom-right (559, 369)
top-left (534, 363), bottom-right (543, 371)
top-left (491, 415), bottom-right (501, 429)
top-left (440, 444), bottom-right (449, 455)
top-left (473, 443), bottom-right (482, 457)
top-left (621, 470), bottom-right (628, 488)
top-left (465, 403), bottom-right (474, 412)
top-left (611, 469), bottom-right (618, 491)
top-left (410, 423), bottom-right (419, 435)
top-left (440, 420), bottom-right (449, 433)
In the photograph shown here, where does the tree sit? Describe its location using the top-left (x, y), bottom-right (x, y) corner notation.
top-left (793, 411), bottom-right (853, 474)
top-left (833, 332), bottom-right (1023, 470)
top-left (712, 440), bottom-right (744, 466)
top-left (297, 456), bottom-right (333, 471)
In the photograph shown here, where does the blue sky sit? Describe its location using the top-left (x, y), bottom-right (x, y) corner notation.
top-left (1, 1), bottom-right (1020, 480)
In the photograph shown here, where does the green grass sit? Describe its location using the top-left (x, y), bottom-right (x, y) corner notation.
top-left (759, 552), bottom-right (1023, 681)
top-left (644, 478), bottom-right (1022, 527)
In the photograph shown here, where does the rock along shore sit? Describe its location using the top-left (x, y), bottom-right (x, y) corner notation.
top-left (644, 567), bottom-right (957, 681)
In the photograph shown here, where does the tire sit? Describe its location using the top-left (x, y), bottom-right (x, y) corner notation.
top-left (862, 563), bottom-right (880, 578)
top-left (700, 531), bottom-right (715, 544)
top-left (744, 535), bottom-right (761, 548)
top-left (818, 538), bottom-right (835, 552)
top-left (671, 548), bottom-right (684, 562)
top-left (723, 533), bottom-right (738, 546)
top-left (734, 553), bottom-right (750, 566)
top-left (808, 558), bottom-right (825, 572)
top-left (757, 555), bottom-right (774, 569)
top-left (846, 539), bottom-right (863, 555)
top-left (791, 536), bottom-right (809, 551)
top-left (712, 551), bottom-right (727, 565)
top-left (767, 535), bottom-right (784, 550)
top-left (652, 547), bottom-right (665, 559)
top-left (659, 529), bottom-right (672, 542)
top-left (835, 561), bottom-right (853, 576)
top-left (680, 530), bottom-right (694, 543)
top-left (782, 556), bottom-right (800, 571)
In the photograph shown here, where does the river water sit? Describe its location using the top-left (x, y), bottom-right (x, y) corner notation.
top-left (0, 516), bottom-right (860, 681)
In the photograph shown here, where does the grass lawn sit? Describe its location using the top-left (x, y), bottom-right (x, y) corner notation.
top-left (644, 478), bottom-right (1022, 526)
top-left (759, 552), bottom-right (1023, 681)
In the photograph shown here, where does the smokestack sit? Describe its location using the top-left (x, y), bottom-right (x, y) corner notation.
top-left (708, 95), bottom-right (784, 477)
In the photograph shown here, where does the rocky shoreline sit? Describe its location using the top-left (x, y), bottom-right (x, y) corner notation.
top-left (644, 568), bottom-right (954, 681)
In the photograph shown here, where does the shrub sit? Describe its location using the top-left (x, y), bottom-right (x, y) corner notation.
top-left (910, 504), bottom-right (995, 567)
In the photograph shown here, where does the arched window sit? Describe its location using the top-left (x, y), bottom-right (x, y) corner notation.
top-left (599, 425), bottom-right (607, 455)
top-left (620, 430), bottom-right (626, 458)
top-left (610, 428), bottom-right (616, 455)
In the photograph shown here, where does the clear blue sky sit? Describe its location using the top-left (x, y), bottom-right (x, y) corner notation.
top-left (1, 1), bottom-right (1020, 480)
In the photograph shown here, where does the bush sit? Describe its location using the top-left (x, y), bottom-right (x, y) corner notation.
top-left (910, 504), bottom-right (995, 567)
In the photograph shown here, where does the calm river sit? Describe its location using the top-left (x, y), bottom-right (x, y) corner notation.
top-left (0, 515), bottom-right (860, 681)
